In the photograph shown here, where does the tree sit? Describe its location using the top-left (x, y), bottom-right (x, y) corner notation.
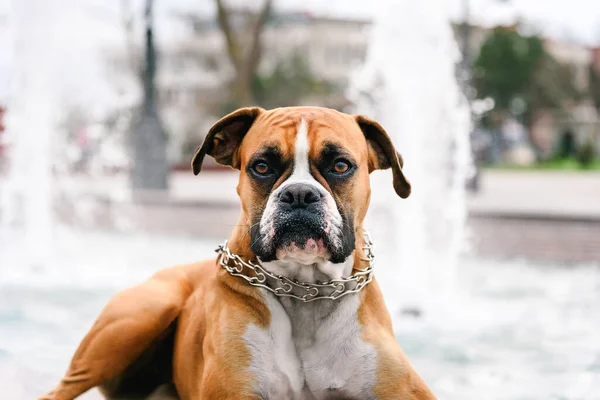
top-left (473, 27), bottom-right (545, 112)
top-left (473, 27), bottom-right (581, 137)
top-left (211, 2), bottom-right (339, 113)
top-left (130, 0), bottom-right (169, 193)
top-left (215, 0), bottom-right (273, 108)
top-left (252, 53), bottom-right (330, 109)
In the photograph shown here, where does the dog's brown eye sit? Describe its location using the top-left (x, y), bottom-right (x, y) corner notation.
top-left (253, 161), bottom-right (270, 175)
top-left (333, 159), bottom-right (350, 174)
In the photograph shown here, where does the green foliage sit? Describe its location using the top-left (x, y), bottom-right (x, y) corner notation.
top-left (474, 27), bottom-right (545, 111)
top-left (485, 157), bottom-right (600, 171)
top-left (576, 138), bottom-right (597, 169)
top-left (473, 27), bottom-right (581, 127)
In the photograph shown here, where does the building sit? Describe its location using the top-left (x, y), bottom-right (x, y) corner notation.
top-left (181, 10), bottom-right (372, 89)
top-left (105, 10), bottom-right (372, 166)
top-left (104, 10), bottom-right (598, 165)
top-left (544, 38), bottom-right (593, 89)
top-left (453, 21), bottom-right (599, 158)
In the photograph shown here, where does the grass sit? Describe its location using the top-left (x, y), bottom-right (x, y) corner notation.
top-left (485, 157), bottom-right (600, 171)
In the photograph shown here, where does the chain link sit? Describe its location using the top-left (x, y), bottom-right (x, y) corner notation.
top-left (216, 232), bottom-right (375, 303)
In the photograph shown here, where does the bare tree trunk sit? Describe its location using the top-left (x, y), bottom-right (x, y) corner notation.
top-left (130, 0), bottom-right (169, 194)
top-left (215, 0), bottom-right (273, 107)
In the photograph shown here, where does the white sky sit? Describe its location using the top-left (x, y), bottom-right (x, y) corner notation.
top-left (3, 0), bottom-right (595, 45)
top-left (448, 0), bottom-right (600, 44)
top-left (1, 0), bottom-right (599, 105)
top-left (162, 0), bottom-right (600, 45)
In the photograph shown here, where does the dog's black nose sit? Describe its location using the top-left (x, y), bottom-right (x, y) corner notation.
top-left (279, 183), bottom-right (321, 208)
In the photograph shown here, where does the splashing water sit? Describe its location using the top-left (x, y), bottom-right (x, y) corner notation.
top-left (0, 0), bottom-right (56, 268)
top-left (0, 0), bottom-right (133, 269)
top-left (350, 0), bottom-right (472, 316)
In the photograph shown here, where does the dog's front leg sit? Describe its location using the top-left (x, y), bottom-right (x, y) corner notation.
top-left (370, 339), bottom-right (437, 400)
top-left (39, 266), bottom-right (192, 400)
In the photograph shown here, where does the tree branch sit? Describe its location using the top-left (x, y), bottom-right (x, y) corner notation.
top-left (246, 0), bottom-right (273, 80)
top-left (215, 0), bottom-right (242, 72)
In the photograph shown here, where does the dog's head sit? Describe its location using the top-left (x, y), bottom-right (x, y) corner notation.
top-left (192, 106), bottom-right (410, 266)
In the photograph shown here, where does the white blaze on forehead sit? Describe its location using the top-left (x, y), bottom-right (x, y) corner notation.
top-left (291, 118), bottom-right (311, 180)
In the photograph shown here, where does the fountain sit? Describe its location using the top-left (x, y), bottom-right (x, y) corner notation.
top-left (0, 0), bottom-right (135, 270)
top-left (0, 0), bottom-right (55, 269)
top-left (349, 0), bottom-right (472, 317)
top-left (2, 2), bottom-right (600, 399)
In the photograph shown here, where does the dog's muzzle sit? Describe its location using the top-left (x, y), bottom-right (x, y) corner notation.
top-left (251, 183), bottom-right (351, 264)
top-left (273, 183), bottom-right (328, 262)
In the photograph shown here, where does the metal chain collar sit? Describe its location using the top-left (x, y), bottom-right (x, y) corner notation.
top-left (216, 232), bottom-right (375, 303)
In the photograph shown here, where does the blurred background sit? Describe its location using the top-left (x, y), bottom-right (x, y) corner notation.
top-left (1, 0), bottom-right (600, 399)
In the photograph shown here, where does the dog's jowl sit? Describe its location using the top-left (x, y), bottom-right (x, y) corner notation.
top-left (42, 107), bottom-right (435, 400)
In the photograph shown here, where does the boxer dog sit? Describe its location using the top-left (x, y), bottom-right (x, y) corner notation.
top-left (42, 107), bottom-right (436, 400)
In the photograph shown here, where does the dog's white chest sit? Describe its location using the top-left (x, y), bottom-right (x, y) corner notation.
top-left (243, 292), bottom-right (377, 400)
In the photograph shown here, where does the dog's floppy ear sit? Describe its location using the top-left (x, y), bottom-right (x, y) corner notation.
top-left (192, 107), bottom-right (264, 175)
top-left (354, 115), bottom-right (411, 199)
